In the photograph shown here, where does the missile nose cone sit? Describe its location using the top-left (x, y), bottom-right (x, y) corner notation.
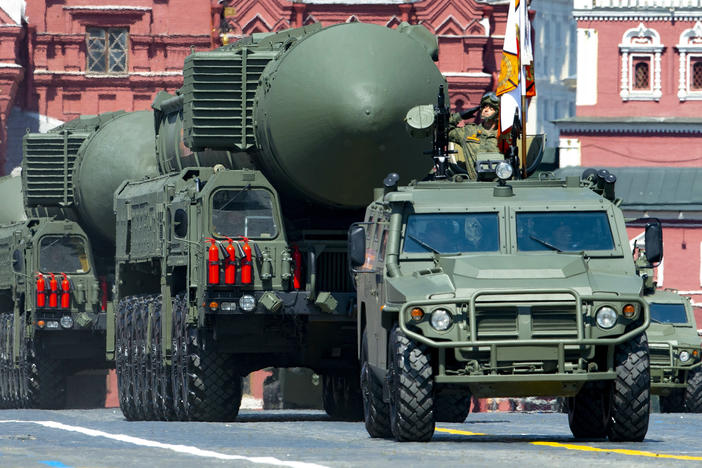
top-left (254, 22), bottom-right (445, 208)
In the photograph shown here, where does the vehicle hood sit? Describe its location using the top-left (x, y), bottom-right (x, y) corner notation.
top-left (387, 254), bottom-right (642, 302)
top-left (648, 322), bottom-right (702, 348)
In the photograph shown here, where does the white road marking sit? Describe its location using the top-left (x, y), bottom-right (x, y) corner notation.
top-left (0, 420), bottom-right (328, 468)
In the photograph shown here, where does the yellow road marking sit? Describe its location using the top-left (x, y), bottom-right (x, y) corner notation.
top-left (437, 427), bottom-right (702, 461)
top-left (435, 427), bottom-right (486, 436)
top-left (532, 441), bottom-right (702, 461)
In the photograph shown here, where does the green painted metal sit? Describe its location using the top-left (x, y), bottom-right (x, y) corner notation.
top-left (0, 172), bottom-right (26, 226)
top-left (359, 175), bottom-right (652, 397)
top-left (646, 290), bottom-right (702, 394)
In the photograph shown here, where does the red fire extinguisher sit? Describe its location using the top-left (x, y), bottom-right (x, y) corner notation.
top-left (239, 237), bottom-right (252, 285)
top-left (292, 244), bottom-right (302, 290)
top-left (60, 273), bottom-right (71, 309)
top-left (206, 238), bottom-right (220, 284)
top-left (48, 273), bottom-right (58, 308)
top-left (36, 274), bottom-right (46, 308)
top-left (224, 237), bottom-right (237, 285)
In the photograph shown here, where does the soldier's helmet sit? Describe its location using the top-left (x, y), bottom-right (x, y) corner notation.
top-left (480, 92), bottom-right (499, 110)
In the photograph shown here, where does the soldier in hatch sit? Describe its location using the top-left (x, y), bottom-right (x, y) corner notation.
top-left (448, 92), bottom-right (500, 180)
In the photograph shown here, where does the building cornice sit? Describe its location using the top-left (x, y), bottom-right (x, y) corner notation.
top-left (574, 11), bottom-right (702, 21)
top-left (554, 117), bottom-right (702, 134)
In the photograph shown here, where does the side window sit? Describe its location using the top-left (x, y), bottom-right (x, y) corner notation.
top-left (173, 208), bottom-right (188, 238)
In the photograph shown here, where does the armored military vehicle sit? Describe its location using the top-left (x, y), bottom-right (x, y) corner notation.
top-left (19, 21), bottom-right (444, 419)
top-left (0, 171), bottom-right (107, 409)
top-left (351, 143), bottom-right (660, 440)
top-left (645, 289), bottom-right (702, 412)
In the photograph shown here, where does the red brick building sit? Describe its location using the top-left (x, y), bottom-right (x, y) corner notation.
top-left (556, 2), bottom-right (702, 322)
top-left (0, 0), bottom-right (510, 174)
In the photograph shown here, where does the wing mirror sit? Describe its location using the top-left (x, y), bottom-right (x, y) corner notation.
top-left (348, 224), bottom-right (366, 269)
top-left (644, 219), bottom-right (663, 265)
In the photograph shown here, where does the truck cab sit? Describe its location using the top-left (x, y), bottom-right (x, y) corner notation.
top-left (646, 289), bottom-right (702, 412)
top-left (351, 170), bottom-right (659, 442)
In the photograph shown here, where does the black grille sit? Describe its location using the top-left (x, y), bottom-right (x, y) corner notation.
top-left (316, 251), bottom-right (353, 292)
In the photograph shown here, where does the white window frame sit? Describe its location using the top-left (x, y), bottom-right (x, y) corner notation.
top-left (677, 21), bottom-right (702, 101)
top-left (619, 23), bottom-right (663, 101)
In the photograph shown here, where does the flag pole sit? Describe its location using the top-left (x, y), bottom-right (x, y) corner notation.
top-left (521, 94), bottom-right (527, 179)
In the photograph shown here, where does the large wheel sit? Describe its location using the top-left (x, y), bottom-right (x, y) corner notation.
top-left (149, 294), bottom-right (176, 421)
top-left (360, 330), bottom-right (391, 437)
top-left (137, 296), bottom-right (156, 420)
top-left (434, 385), bottom-right (471, 423)
top-left (116, 296), bottom-right (139, 420)
top-left (171, 294), bottom-right (242, 421)
top-left (659, 389), bottom-right (685, 413)
top-left (684, 369), bottom-right (702, 413)
top-left (388, 325), bottom-right (434, 442)
top-left (0, 314), bottom-right (9, 409)
top-left (322, 372), bottom-right (363, 421)
top-left (17, 320), bottom-right (30, 408)
top-left (27, 341), bottom-right (67, 409)
top-left (567, 382), bottom-right (609, 439)
top-left (607, 333), bottom-right (650, 442)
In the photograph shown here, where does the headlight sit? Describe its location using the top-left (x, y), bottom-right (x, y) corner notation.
top-left (59, 316), bottom-right (74, 329)
top-left (430, 308), bottom-right (452, 331)
top-left (239, 295), bottom-right (256, 312)
top-left (220, 302), bottom-right (237, 312)
top-left (495, 162), bottom-right (513, 181)
top-left (679, 351), bottom-right (691, 363)
top-left (596, 306), bottom-right (617, 329)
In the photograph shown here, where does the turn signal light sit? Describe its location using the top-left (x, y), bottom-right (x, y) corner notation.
top-left (622, 304), bottom-right (635, 318)
top-left (37, 320), bottom-right (46, 328)
top-left (209, 301), bottom-right (219, 311)
top-left (410, 308), bottom-right (425, 321)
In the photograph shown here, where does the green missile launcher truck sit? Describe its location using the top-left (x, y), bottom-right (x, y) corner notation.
top-left (18, 21), bottom-right (445, 419)
top-left (645, 289), bottom-right (702, 412)
top-left (0, 172), bottom-right (108, 409)
top-left (351, 132), bottom-right (661, 441)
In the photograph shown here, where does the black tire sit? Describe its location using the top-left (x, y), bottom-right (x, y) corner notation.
top-left (684, 369), bottom-right (702, 413)
top-left (116, 296), bottom-right (138, 420)
top-left (434, 385), bottom-right (471, 423)
top-left (659, 389), bottom-right (685, 413)
top-left (27, 341), bottom-right (67, 409)
top-left (149, 294), bottom-right (176, 421)
top-left (567, 382), bottom-right (609, 439)
top-left (360, 330), bottom-right (391, 438)
top-left (138, 296), bottom-right (156, 420)
top-left (0, 314), bottom-right (9, 409)
top-left (17, 320), bottom-right (30, 408)
top-left (322, 373), bottom-right (363, 421)
top-left (131, 296), bottom-right (147, 420)
top-left (607, 333), bottom-right (650, 442)
top-left (171, 294), bottom-right (242, 421)
top-left (388, 325), bottom-right (434, 442)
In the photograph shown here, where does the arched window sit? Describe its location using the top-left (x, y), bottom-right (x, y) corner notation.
top-left (619, 23), bottom-right (663, 101)
top-left (677, 22), bottom-right (702, 100)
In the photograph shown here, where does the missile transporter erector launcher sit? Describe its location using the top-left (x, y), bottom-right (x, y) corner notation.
top-left (16, 21), bottom-right (445, 419)
top-left (112, 21), bottom-right (444, 421)
top-left (0, 172), bottom-right (105, 409)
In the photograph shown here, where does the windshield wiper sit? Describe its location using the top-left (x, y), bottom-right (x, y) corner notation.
top-left (407, 234), bottom-right (441, 255)
top-left (530, 235), bottom-right (563, 252)
top-left (218, 184), bottom-right (251, 211)
top-left (650, 317), bottom-right (662, 324)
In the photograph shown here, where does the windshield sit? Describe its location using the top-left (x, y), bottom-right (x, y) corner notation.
top-left (39, 235), bottom-right (90, 273)
top-left (516, 211), bottom-right (614, 252)
top-left (212, 188), bottom-right (278, 239)
top-left (650, 303), bottom-right (688, 324)
top-left (403, 213), bottom-right (499, 254)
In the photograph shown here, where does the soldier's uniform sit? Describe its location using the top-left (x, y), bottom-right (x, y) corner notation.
top-left (448, 93), bottom-right (500, 180)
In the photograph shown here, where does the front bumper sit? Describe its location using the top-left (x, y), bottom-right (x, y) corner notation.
top-left (397, 288), bottom-right (648, 389)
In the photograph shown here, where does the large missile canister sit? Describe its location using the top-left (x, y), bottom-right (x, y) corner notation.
top-left (72, 111), bottom-right (160, 244)
top-left (253, 22), bottom-right (444, 209)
